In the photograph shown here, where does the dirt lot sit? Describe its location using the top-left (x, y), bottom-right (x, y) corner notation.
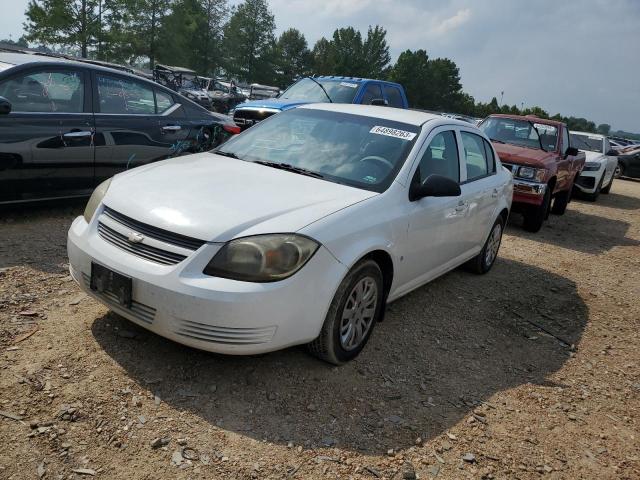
top-left (1, 180), bottom-right (639, 480)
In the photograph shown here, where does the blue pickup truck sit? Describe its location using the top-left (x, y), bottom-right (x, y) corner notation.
top-left (232, 76), bottom-right (409, 130)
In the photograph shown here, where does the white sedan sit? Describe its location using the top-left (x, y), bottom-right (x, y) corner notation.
top-left (570, 131), bottom-right (618, 201)
top-left (67, 104), bottom-right (513, 364)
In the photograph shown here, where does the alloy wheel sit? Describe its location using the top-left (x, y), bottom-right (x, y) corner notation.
top-left (339, 276), bottom-right (378, 351)
top-left (485, 223), bottom-right (502, 267)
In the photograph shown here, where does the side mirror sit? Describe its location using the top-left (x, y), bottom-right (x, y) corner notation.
top-left (0, 96), bottom-right (11, 115)
top-left (409, 174), bottom-right (461, 201)
top-left (605, 149), bottom-right (618, 156)
top-left (370, 98), bottom-right (388, 106)
top-left (565, 146), bottom-right (579, 157)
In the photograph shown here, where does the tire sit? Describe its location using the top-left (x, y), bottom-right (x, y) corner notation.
top-left (523, 188), bottom-right (551, 232)
top-left (551, 186), bottom-right (572, 215)
top-left (307, 259), bottom-right (384, 365)
top-left (601, 174), bottom-right (614, 194)
top-left (614, 163), bottom-right (624, 178)
top-left (585, 175), bottom-right (604, 202)
top-left (466, 216), bottom-right (504, 274)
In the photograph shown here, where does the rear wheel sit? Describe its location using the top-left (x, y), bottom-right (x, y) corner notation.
top-left (523, 189), bottom-right (551, 232)
top-left (614, 163), bottom-right (624, 178)
top-left (466, 216), bottom-right (504, 274)
top-left (307, 260), bottom-right (384, 365)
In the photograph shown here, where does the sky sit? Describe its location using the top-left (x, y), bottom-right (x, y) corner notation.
top-left (3, 0), bottom-right (639, 132)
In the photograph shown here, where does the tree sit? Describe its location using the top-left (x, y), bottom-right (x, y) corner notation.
top-left (311, 37), bottom-right (334, 75)
top-left (362, 25), bottom-right (390, 78)
top-left (389, 49), bottom-right (431, 109)
top-left (199, 0), bottom-right (229, 75)
top-left (597, 123), bottom-right (611, 135)
top-left (274, 28), bottom-right (310, 87)
top-left (0, 36), bottom-right (30, 48)
top-left (24, 0), bottom-right (102, 57)
top-left (222, 0), bottom-right (276, 83)
top-left (329, 27), bottom-right (364, 77)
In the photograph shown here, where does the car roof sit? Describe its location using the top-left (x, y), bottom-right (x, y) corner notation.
top-left (570, 130), bottom-right (604, 139)
top-left (489, 113), bottom-right (565, 127)
top-left (298, 103), bottom-right (468, 127)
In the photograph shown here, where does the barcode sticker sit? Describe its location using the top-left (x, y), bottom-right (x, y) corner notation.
top-left (369, 126), bottom-right (417, 141)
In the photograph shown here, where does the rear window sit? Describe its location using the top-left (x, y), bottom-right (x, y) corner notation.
top-left (384, 85), bottom-right (404, 108)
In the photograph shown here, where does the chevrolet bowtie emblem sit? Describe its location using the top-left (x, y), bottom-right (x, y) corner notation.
top-left (127, 232), bottom-right (144, 244)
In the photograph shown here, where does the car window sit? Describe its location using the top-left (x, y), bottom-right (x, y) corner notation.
top-left (361, 83), bottom-right (382, 105)
top-left (155, 89), bottom-right (175, 114)
top-left (215, 108), bottom-right (419, 193)
top-left (384, 85), bottom-right (403, 108)
top-left (415, 130), bottom-right (460, 183)
top-left (0, 69), bottom-right (84, 113)
top-left (482, 138), bottom-right (496, 174)
top-left (461, 131), bottom-right (490, 181)
top-left (561, 126), bottom-right (570, 154)
top-left (97, 74), bottom-right (155, 114)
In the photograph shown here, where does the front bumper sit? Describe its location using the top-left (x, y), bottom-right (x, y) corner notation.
top-left (67, 212), bottom-right (347, 355)
top-left (512, 179), bottom-right (547, 206)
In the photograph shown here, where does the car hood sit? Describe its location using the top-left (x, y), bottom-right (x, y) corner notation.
top-left (103, 153), bottom-right (376, 242)
top-left (235, 98), bottom-right (311, 111)
top-left (493, 142), bottom-right (555, 168)
top-left (582, 150), bottom-right (606, 163)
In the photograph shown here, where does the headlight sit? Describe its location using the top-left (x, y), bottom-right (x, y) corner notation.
top-left (204, 234), bottom-right (319, 282)
top-left (583, 162), bottom-right (601, 171)
top-left (516, 166), bottom-right (546, 182)
top-left (83, 178), bottom-right (112, 223)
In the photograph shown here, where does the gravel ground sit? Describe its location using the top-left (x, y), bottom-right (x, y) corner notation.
top-left (0, 180), bottom-right (639, 479)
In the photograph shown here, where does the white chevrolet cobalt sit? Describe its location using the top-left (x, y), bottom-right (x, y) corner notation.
top-left (68, 104), bottom-right (513, 364)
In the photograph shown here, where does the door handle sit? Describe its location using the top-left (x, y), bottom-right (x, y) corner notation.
top-left (454, 202), bottom-right (467, 213)
top-left (63, 130), bottom-right (93, 138)
top-left (161, 125), bottom-right (182, 133)
top-left (491, 188), bottom-right (499, 198)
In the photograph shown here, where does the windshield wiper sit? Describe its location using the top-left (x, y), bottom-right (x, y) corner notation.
top-left (527, 121), bottom-right (547, 152)
top-left (254, 160), bottom-right (324, 179)
top-left (307, 77), bottom-right (333, 103)
top-left (213, 150), bottom-right (241, 159)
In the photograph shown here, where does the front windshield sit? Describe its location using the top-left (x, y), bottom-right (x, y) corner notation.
top-left (214, 108), bottom-right (419, 192)
top-left (570, 133), bottom-right (603, 153)
top-left (480, 117), bottom-right (558, 151)
top-left (280, 78), bottom-right (359, 103)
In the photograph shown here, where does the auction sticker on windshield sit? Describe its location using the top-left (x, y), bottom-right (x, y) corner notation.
top-left (339, 82), bottom-right (358, 88)
top-left (369, 126), bottom-right (417, 141)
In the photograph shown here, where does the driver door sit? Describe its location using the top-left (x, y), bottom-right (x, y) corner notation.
top-left (398, 127), bottom-right (467, 290)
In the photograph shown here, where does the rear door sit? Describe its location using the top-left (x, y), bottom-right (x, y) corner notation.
top-left (457, 129), bottom-right (500, 254)
top-left (92, 72), bottom-right (190, 183)
top-left (0, 65), bottom-right (94, 202)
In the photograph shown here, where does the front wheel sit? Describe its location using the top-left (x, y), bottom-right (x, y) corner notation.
top-left (551, 186), bottom-right (572, 215)
top-left (585, 175), bottom-right (604, 202)
top-left (523, 189), bottom-right (551, 232)
top-left (307, 260), bottom-right (384, 365)
top-left (601, 174), bottom-right (614, 194)
top-left (466, 216), bottom-right (504, 274)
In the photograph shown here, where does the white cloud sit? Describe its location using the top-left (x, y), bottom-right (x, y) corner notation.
top-left (431, 8), bottom-right (471, 36)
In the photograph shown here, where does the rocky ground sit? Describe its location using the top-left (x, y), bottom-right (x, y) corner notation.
top-left (1, 180), bottom-right (639, 479)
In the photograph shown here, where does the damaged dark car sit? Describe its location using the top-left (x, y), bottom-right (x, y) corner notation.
top-left (0, 51), bottom-right (239, 204)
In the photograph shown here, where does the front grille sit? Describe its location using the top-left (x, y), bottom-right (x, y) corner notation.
top-left (103, 206), bottom-right (206, 250)
top-left (175, 319), bottom-right (277, 345)
top-left (81, 273), bottom-right (155, 325)
top-left (98, 222), bottom-right (187, 265)
top-left (233, 109), bottom-right (277, 130)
